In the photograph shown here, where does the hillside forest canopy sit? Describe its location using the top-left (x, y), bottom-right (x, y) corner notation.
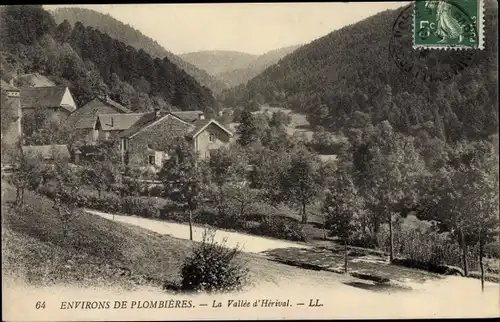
top-left (221, 1), bottom-right (499, 143)
top-left (0, 5), bottom-right (219, 114)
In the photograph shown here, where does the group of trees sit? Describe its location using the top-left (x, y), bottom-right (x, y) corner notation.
top-left (0, 5), bottom-right (218, 113)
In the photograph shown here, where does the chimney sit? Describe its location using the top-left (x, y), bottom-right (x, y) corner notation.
top-left (74, 149), bottom-right (81, 164)
top-left (154, 107), bottom-right (161, 118)
top-left (9, 78), bottom-right (14, 86)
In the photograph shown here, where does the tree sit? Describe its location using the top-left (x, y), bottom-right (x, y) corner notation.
top-left (80, 148), bottom-right (118, 198)
top-left (248, 147), bottom-right (290, 205)
top-left (466, 150), bottom-right (499, 291)
top-left (159, 139), bottom-right (204, 240)
top-left (359, 121), bottom-right (427, 261)
top-left (269, 111), bottom-right (291, 128)
top-left (54, 19), bottom-right (72, 43)
top-left (236, 110), bottom-right (259, 146)
top-left (206, 146), bottom-right (246, 216)
top-left (280, 147), bottom-right (324, 224)
top-left (8, 150), bottom-right (39, 206)
top-left (49, 158), bottom-right (81, 240)
top-left (423, 140), bottom-right (499, 279)
top-left (223, 182), bottom-right (261, 219)
top-left (323, 171), bottom-right (364, 272)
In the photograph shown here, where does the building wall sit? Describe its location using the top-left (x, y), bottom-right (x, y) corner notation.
top-left (97, 129), bottom-right (123, 143)
top-left (22, 106), bottom-right (70, 128)
top-left (74, 128), bottom-right (95, 145)
top-left (124, 115), bottom-right (192, 168)
top-left (194, 123), bottom-right (231, 160)
top-left (1, 90), bottom-right (22, 160)
top-left (54, 108), bottom-right (71, 123)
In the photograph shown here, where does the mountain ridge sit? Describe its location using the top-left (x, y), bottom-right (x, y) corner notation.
top-left (220, 3), bottom-right (498, 142)
top-left (50, 7), bottom-right (228, 94)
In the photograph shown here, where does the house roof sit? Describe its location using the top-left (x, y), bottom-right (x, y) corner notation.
top-left (187, 119), bottom-right (233, 138)
top-left (96, 96), bottom-right (132, 113)
top-left (119, 112), bottom-right (189, 139)
top-left (20, 86), bottom-right (75, 112)
top-left (97, 113), bottom-right (153, 131)
top-left (67, 97), bottom-right (132, 129)
top-left (73, 114), bottom-right (99, 129)
top-left (171, 110), bottom-right (204, 123)
top-left (0, 80), bottom-right (19, 92)
top-left (21, 145), bottom-right (70, 160)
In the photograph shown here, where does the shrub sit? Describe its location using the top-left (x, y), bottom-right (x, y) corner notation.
top-left (377, 219), bottom-right (481, 271)
top-left (82, 193), bottom-right (122, 213)
top-left (248, 216), bottom-right (307, 242)
top-left (180, 229), bottom-right (249, 293)
top-left (122, 196), bottom-right (161, 218)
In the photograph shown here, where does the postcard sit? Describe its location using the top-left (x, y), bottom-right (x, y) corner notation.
top-left (1, 1), bottom-right (499, 320)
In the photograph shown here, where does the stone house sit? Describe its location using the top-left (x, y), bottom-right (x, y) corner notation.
top-left (20, 86), bottom-right (77, 125)
top-left (66, 95), bottom-right (132, 145)
top-left (94, 113), bottom-right (155, 142)
top-left (118, 112), bottom-right (233, 169)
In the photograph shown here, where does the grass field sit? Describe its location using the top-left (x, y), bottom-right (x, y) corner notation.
top-left (1, 181), bottom-right (193, 290)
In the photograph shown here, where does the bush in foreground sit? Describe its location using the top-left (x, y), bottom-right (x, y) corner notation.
top-left (180, 229), bottom-right (249, 293)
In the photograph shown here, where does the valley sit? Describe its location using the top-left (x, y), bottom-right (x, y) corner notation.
top-left (1, 2), bottom-right (499, 320)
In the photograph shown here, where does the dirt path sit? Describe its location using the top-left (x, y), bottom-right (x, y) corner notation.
top-left (84, 209), bottom-right (311, 253)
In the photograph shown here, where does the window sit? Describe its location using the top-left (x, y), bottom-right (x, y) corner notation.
top-left (148, 155), bottom-right (155, 165)
top-left (209, 133), bottom-right (215, 143)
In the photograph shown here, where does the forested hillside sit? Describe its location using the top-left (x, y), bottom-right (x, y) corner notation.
top-left (50, 7), bottom-right (228, 94)
top-left (217, 44), bottom-right (302, 88)
top-left (222, 2), bottom-right (499, 142)
top-left (180, 50), bottom-right (259, 76)
top-left (0, 5), bottom-right (218, 113)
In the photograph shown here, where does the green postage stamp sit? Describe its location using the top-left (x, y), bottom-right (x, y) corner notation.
top-left (413, 0), bottom-right (484, 49)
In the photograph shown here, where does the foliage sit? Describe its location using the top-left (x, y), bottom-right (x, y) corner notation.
top-left (7, 149), bottom-right (44, 206)
top-left (377, 218), bottom-right (481, 272)
top-left (221, 3), bottom-right (498, 142)
top-left (420, 139), bottom-right (500, 276)
top-left (122, 196), bottom-right (161, 218)
top-left (50, 7), bottom-right (227, 93)
top-left (279, 146), bottom-right (324, 224)
top-left (79, 142), bottom-right (120, 197)
top-left (180, 229), bottom-right (249, 293)
top-left (323, 171), bottom-right (364, 242)
top-left (1, 5), bottom-right (218, 111)
top-left (248, 216), bottom-right (307, 242)
top-left (236, 110), bottom-right (259, 146)
top-left (159, 139), bottom-right (204, 240)
top-left (269, 110), bottom-right (291, 128)
top-left (21, 108), bottom-right (77, 149)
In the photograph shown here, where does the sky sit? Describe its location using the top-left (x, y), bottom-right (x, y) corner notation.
top-left (45, 2), bottom-right (408, 56)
